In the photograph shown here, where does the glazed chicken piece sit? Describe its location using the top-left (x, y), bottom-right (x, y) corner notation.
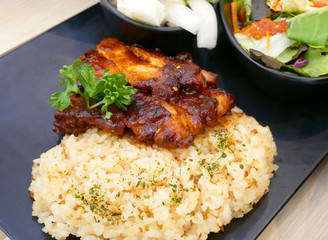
top-left (125, 90), bottom-right (194, 148)
top-left (130, 45), bottom-right (217, 85)
top-left (77, 49), bottom-right (120, 77)
top-left (97, 38), bottom-right (210, 100)
top-left (53, 89), bottom-right (234, 148)
top-left (53, 94), bottom-right (126, 136)
top-left (129, 45), bottom-right (208, 90)
top-left (126, 90), bottom-right (225, 148)
top-left (97, 38), bottom-right (162, 89)
top-left (53, 38), bottom-right (235, 148)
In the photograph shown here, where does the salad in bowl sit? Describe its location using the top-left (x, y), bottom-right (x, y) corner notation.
top-left (231, 0), bottom-right (328, 77)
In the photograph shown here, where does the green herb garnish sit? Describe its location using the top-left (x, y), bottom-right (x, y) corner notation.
top-left (112, 212), bottom-right (122, 216)
top-left (48, 60), bottom-right (137, 119)
top-left (171, 197), bottom-right (182, 203)
top-left (74, 184), bottom-right (123, 223)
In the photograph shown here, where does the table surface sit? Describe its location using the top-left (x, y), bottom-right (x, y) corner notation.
top-left (1, 0), bottom-right (327, 239)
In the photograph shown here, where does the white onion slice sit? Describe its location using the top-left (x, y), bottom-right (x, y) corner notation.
top-left (188, 0), bottom-right (218, 49)
top-left (164, 2), bottom-right (201, 34)
top-left (117, 0), bottom-right (165, 26)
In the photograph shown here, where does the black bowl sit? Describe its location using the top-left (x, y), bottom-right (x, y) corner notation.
top-left (100, 0), bottom-right (196, 55)
top-left (219, 0), bottom-right (328, 101)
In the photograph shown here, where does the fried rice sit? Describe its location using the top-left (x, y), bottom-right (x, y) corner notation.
top-left (29, 108), bottom-right (277, 240)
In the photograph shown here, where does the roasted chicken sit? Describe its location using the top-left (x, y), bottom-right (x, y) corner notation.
top-left (53, 38), bottom-right (235, 148)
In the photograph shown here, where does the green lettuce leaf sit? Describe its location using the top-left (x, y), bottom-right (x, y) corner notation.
top-left (276, 44), bottom-right (300, 63)
top-left (276, 43), bottom-right (308, 63)
top-left (287, 6), bottom-right (328, 48)
top-left (288, 47), bottom-right (328, 77)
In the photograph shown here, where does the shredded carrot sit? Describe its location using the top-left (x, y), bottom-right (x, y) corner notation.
top-left (266, 31), bottom-right (270, 52)
top-left (231, 2), bottom-right (239, 33)
top-left (312, 0), bottom-right (328, 7)
top-left (272, 0), bottom-right (281, 12)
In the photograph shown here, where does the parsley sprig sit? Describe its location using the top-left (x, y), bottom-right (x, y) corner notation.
top-left (48, 60), bottom-right (136, 119)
